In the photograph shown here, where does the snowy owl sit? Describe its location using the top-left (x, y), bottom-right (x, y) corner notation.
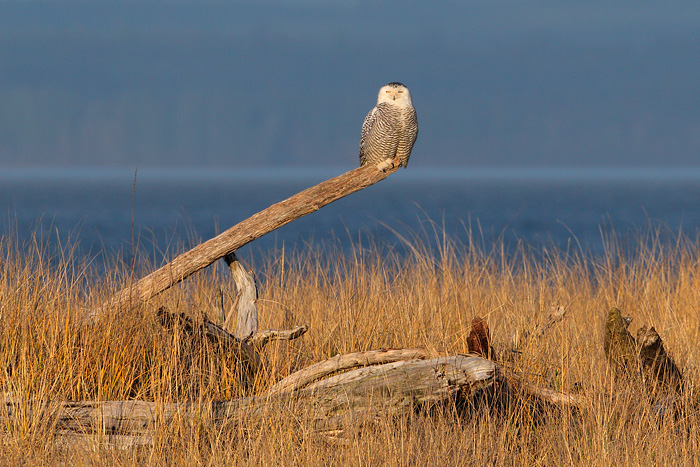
top-left (359, 82), bottom-right (418, 168)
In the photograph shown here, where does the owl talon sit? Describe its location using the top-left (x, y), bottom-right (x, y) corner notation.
top-left (377, 159), bottom-right (394, 172)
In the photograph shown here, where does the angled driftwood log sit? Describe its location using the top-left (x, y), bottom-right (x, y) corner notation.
top-left (94, 162), bottom-right (402, 317)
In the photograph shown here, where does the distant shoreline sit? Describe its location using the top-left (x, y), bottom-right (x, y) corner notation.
top-left (3, 166), bottom-right (700, 183)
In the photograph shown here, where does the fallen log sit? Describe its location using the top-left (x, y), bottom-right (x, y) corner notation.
top-left (295, 355), bottom-right (498, 431)
top-left (94, 161), bottom-right (403, 318)
top-left (3, 354), bottom-right (497, 440)
top-left (268, 348), bottom-right (432, 395)
top-left (4, 350), bottom-right (592, 447)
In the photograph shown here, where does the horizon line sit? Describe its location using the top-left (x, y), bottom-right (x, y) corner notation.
top-left (3, 166), bottom-right (700, 182)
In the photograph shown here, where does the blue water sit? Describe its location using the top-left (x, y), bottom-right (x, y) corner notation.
top-left (3, 167), bottom-right (700, 265)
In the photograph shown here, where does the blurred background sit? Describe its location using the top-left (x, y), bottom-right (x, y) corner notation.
top-left (1, 1), bottom-right (700, 261)
top-left (1, 0), bottom-right (699, 170)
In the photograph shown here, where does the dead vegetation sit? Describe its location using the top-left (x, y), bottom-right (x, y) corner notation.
top-left (1, 225), bottom-right (699, 465)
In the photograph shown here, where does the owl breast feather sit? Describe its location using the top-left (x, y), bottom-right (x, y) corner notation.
top-left (359, 104), bottom-right (417, 168)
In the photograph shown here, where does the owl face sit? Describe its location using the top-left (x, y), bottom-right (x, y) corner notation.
top-left (376, 82), bottom-right (412, 106)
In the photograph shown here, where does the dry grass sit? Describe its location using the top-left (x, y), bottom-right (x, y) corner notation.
top-left (0, 226), bottom-right (699, 466)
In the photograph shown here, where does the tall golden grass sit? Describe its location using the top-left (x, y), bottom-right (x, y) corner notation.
top-left (0, 226), bottom-right (698, 465)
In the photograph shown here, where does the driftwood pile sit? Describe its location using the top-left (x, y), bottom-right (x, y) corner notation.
top-left (4, 160), bottom-right (687, 447)
top-left (5, 302), bottom-right (682, 448)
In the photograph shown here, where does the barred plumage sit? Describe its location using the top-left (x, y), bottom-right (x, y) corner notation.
top-left (359, 82), bottom-right (418, 168)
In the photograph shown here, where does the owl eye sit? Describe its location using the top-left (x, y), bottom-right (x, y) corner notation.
top-left (385, 90), bottom-right (390, 93)
top-left (398, 90), bottom-right (404, 93)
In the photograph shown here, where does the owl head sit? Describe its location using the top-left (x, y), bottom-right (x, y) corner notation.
top-left (376, 82), bottom-right (413, 106)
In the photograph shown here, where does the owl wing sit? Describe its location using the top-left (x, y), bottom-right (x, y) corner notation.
top-left (397, 107), bottom-right (418, 168)
top-left (359, 106), bottom-right (379, 166)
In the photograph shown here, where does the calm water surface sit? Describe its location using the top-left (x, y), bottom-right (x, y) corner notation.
top-left (3, 167), bottom-right (700, 264)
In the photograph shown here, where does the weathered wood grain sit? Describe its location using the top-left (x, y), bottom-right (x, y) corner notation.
top-left (223, 252), bottom-right (258, 339)
top-left (268, 348), bottom-right (431, 395)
